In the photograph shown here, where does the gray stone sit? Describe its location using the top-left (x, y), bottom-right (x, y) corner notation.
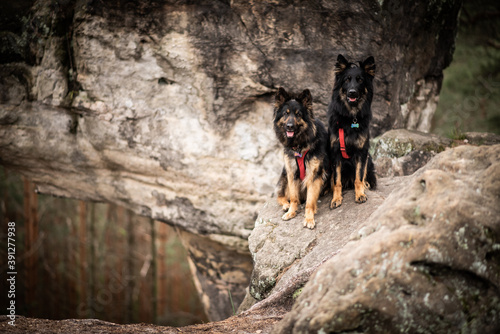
top-left (371, 129), bottom-right (453, 177)
top-left (273, 144), bottom-right (500, 333)
top-left (176, 230), bottom-right (253, 321)
top-left (371, 129), bottom-right (500, 178)
top-left (248, 177), bottom-right (402, 302)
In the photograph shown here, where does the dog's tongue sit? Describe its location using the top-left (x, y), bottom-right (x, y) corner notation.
top-left (349, 97), bottom-right (357, 102)
top-left (286, 131), bottom-right (294, 138)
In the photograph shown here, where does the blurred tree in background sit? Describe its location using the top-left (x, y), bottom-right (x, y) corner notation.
top-left (0, 167), bottom-right (207, 326)
top-left (432, 0), bottom-right (500, 136)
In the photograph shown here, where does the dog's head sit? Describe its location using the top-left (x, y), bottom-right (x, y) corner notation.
top-left (334, 54), bottom-right (375, 110)
top-left (273, 87), bottom-right (314, 145)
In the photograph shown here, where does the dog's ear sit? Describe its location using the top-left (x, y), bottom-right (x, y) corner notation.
top-left (298, 89), bottom-right (314, 118)
top-left (297, 89), bottom-right (312, 107)
top-left (362, 56), bottom-right (375, 77)
top-left (334, 54), bottom-right (349, 74)
top-left (275, 87), bottom-right (290, 108)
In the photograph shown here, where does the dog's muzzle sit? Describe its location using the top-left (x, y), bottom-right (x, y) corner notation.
top-left (347, 89), bottom-right (359, 103)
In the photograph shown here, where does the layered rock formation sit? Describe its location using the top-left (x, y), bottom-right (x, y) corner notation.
top-left (2, 144), bottom-right (498, 333)
top-left (1, 0), bottom-right (462, 320)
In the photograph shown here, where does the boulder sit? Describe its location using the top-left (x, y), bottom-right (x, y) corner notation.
top-left (272, 144), bottom-right (500, 333)
top-left (371, 129), bottom-right (453, 177)
top-left (247, 177), bottom-right (402, 302)
top-left (371, 129), bottom-right (500, 178)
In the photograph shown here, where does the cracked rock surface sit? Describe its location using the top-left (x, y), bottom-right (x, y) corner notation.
top-left (273, 144), bottom-right (500, 334)
top-left (248, 177), bottom-right (401, 302)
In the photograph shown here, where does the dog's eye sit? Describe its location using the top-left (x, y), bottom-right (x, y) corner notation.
top-left (346, 76), bottom-right (351, 82)
top-left (357, 76), bottom-right (363, 83)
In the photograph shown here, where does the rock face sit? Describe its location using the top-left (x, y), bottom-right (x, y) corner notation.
top-left (176, 230), bottom-right (253, 321)
top-left (262, 144), bottom-right (500, 333)
top-left (0, 0), bottom-right (462, 320)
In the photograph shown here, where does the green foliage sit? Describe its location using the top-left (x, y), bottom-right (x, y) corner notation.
top-left (432, 0), bottom-right (500, 137)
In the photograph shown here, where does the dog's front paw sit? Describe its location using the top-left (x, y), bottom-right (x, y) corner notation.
top-left (277, 197), bottom-right (290, 211)
top-left (355, 194), bottom-right (367, 203)
top-left (282, 210), bottom-right (297, 221)
top-left (303, 217), bottom-right (315, 229)
top-left (330, 197), bottom-right (343, 209)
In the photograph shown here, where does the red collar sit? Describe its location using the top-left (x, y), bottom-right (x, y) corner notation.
top-left (338, 128), bottom-right (350, 159)
top-left (294, 150), bottom-right (309, 181)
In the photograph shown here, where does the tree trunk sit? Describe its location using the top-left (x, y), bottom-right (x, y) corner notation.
top-left (150, 218), bottom-right (158, 324)
top-left (23, 178), bottom-right (38, 309)
top-left (78, 201), bottom-right (87, 316)
top-left (126, 208), bottom-right (135, 323)
top-left (88, 202), bottom-right (96, 318)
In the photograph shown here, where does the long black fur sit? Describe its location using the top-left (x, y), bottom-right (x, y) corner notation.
top-left (327, 54), bottom-right (377, 207)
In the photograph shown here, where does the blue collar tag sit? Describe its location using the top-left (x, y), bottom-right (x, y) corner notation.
top-left (351, 123), bottom-right (359, 128)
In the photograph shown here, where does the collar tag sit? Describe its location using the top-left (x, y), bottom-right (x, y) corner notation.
top-left (294, 151), bottom-right (303, 158)
top-left (351, 117), bottom-right (359, 128)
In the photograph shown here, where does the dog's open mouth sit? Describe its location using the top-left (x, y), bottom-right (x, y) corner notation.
top-left (348, 97), bottom-right (357, 103)
top-left (286, 131), bottom-right (295, 138)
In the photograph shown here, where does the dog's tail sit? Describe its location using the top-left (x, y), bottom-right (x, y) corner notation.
top-left (366, 156), bottom-right (377, 190)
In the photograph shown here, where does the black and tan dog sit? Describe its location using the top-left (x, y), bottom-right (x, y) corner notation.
top-left (273, 87), bottom-right (329, 229)
top-left (327, 54), bottom-right (377, 209)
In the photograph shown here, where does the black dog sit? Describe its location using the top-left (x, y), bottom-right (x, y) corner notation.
top-left (327, 54), bottom-right (377, 209)
top-left (273, 87), bottom-right (329, 229)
